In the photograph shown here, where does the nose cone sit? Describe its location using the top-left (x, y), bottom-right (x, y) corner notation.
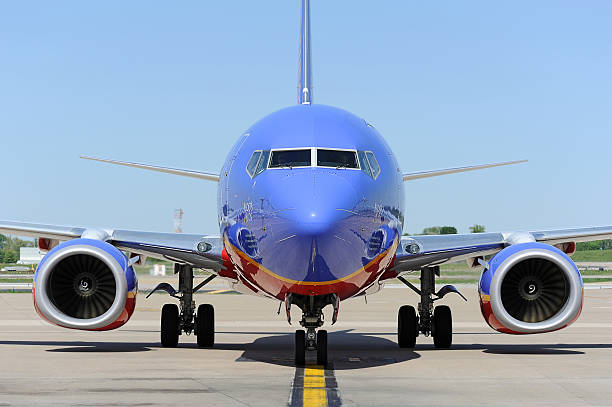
top-left (255, 169), bottom-right (367, 284)
top-left (276, 171), bottom-right (359, 236)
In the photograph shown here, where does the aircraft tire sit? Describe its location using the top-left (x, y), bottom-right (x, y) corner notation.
top-left (295, 330), bottom-right (306, 366)
top-left (433, 305), bottom-right (452, 348)
top-left (317, 330), bottom-right (328, 366)
top-left (196, 304), bottom-right (215, 348)
top-left (397, 305), bottom-right (418, 348)
top-left (161, 303), bottom-right (180, 348)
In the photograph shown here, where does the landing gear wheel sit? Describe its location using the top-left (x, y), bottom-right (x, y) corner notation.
top-left (317, 330), bottom-right (328, 366)
top-left (196, 304), bottom-right (215, 348)
top-left (295, 330), bottom-right (306, 366)
top-left (433, 305), bottom-right (452, 348)
top-left (161, 304), bottom-right (179, 348)
top-left (398, 305), bottom-right (418, 348)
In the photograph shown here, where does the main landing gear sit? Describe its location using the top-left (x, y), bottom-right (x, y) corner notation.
top-left (148, 264), bottom-right (217, 348)
top-left (288, 293), bottom-right (338, 366)
top-left (396, 266), bottom-right (467, 349)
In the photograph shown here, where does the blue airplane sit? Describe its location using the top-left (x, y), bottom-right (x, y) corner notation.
top-left (1, 0), bottom-right (611, 366)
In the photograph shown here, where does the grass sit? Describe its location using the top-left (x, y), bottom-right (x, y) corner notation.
top-left (0, 278), bottom-right (32, 283)
top-left (577, 270), bottom-right (612, 275)
top-left (434, 269), bottom-right (612, 276)
top-left (397, 276), bottom-right (612, 285)
top-left (571, 249), bottom-right (612, 262)
top-left (581, 278), bottom-right (612, 283)
top-left (0, 270), bottom-right (35, 274)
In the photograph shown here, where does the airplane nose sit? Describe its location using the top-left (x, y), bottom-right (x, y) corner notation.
top-left (293, 200), bottom-right (339, 236)
top-left (257, 170), bottom-right (369, 284)
top-left (276, 171), bottom-right (359, 236)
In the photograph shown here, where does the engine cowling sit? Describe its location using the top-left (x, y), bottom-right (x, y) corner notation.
top-left (479, 242), bottom-right (583, 334)
top-left (33, 238), bottom-right (138, 331)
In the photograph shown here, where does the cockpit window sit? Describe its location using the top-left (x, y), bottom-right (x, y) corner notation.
top-left (357, 151), bottom-right (372, 177)
top-left (269, 149), bottom-right (311, 168)
top-left (357, 151), bottom-right (380, 179)
top-left (255, 150), bottom-right (270, 176)
top-left (246, 151), bottom-right (262, 177)
top-left (365, 152), bottom-right (380, 179)
top-left (317, 149), bottom-right (359, 168)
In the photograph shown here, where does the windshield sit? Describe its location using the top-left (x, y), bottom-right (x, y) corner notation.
top-left (365, 151), bottom-right (380, 178)
top-left (246, 151), bottom-right (262, 177)
top-left (317, 149), bottom-right (359, 168)
top-left (269, 149), bottom-right (311, 168)
top-left (255, 150), bottom-right (270, 175)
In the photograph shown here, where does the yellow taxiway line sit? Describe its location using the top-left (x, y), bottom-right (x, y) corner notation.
top-left (303, 365), bottom-right (327, 407)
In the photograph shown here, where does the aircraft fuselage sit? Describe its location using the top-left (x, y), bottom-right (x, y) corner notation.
top-left (219, 104), bottom-right (405, 301)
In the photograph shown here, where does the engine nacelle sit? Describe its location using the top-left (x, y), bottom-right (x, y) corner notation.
top-left (479, 242), bottom-right (583, 334)
top-left (33, 239), bottom-right (138, 331)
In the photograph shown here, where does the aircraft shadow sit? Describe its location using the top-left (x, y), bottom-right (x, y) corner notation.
top-left (0, 340), bottom-right (152, 353)
top-left (216, 330), bottom-right (421, 370)
top-left (456, 343), bottom-right (592, 355)
top-left (1, 337), bottom-right (608, 360)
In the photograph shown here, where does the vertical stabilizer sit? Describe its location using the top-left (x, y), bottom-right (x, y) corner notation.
top-left (298, 0), bottom-right (313, 104)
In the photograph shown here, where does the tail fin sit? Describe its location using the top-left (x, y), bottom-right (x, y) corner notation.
top-left (298, 0), bottom-right (313, 104)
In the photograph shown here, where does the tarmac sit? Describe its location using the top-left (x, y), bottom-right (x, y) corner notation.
top-left (1, 283), bottom-right (612, 406)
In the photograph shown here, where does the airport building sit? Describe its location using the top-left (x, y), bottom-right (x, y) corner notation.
top-left (18, 247), bottom-right (45, 265)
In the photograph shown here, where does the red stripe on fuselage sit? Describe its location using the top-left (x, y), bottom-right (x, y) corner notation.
top-left (224, 237), bottom-right (398, 301)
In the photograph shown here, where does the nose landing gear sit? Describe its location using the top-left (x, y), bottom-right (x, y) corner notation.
top-left (288, 293), bottom-right (337, 366)
top-left (295, 328), bottom-right (328, 366)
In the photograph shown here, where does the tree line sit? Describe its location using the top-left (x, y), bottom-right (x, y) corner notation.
top-left (416, 224), bottom-right (486, 235)
top-left (576, 240), bottom-right (612, 251)
top-left (0, 234), bottom-right (35, 264)
top-left (409, 227), bottom-right (612, 251)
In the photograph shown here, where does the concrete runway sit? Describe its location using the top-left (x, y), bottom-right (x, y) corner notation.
top-left (1, 285), bottom-right (612, 406)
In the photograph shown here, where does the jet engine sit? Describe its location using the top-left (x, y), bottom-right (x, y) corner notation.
top-left (33, 239), bottom-right (138, 331)
top-left (479, 242), bottom-right (583, 334)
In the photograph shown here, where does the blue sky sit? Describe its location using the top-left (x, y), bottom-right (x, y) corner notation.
top-left (1, 1), bottom-right (610, 235)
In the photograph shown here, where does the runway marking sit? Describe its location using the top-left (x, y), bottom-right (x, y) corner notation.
top-left (304, 366), bottom-right (326, 406)
top-left (207, 289), bottom-right (232, 295)
top-left (289, 364), bottom-right (341, 407)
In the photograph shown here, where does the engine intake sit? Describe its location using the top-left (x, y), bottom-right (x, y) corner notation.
top-left (34, 239), bottom-right (137, 331)
top-left (48, 254), bottom-right (117, 319)
top-left (479, 242), bottom-right (582, 334)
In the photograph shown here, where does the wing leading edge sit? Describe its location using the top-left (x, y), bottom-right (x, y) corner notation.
top-left (395, 226), bottom-right (612, 273)
top-left (0, 221), bottom-right (224, 272)
top-left (402, 160), bottom-right (527, 182)
top-left (80, 156), bottom-right (220, 182)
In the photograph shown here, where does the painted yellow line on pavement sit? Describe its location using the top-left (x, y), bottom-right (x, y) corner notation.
top-left (208, 289), bottom-right (231, 295)
top-left (303, 365), bottom-right (327, 407)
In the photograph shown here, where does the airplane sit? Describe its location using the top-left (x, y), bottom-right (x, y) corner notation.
top-left (1, 0), bottom-right (611, 367)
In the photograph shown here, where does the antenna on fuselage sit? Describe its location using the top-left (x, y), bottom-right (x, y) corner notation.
top-left (298, 0), bottom-right (313, 105)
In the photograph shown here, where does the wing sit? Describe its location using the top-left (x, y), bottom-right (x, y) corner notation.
top-left (402, 160), bottom-right (527, 181)
top-left (0, 220), bottom-right (224, 272)
top-left (394, 226), bottom-right (612, 273)
top-left (80, 156), bottom-right (220, 182)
